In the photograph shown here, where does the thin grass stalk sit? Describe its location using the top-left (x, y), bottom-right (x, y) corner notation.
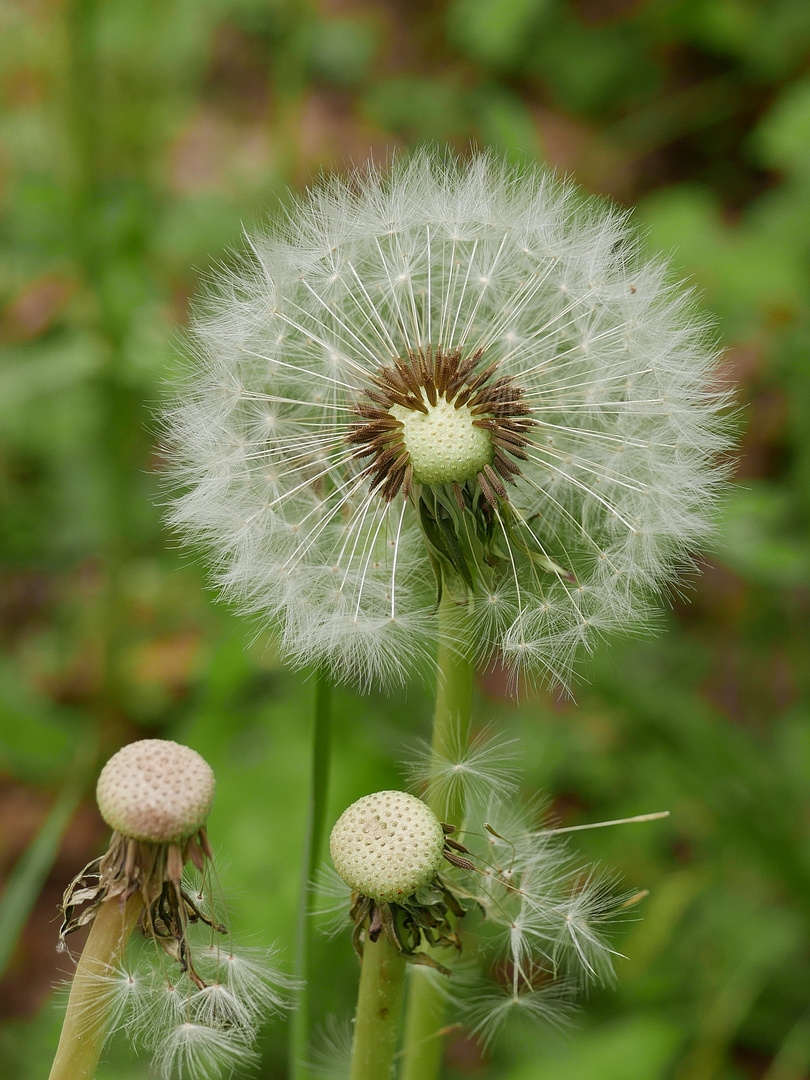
top-left (289, 668), bottom-right (332, 1080)
top-left (66, 0), bottom-right (133, 742)
top-left (0, 728), bottom-right (96, 978)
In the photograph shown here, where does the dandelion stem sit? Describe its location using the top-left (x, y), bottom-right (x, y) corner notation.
top-left (349, 934), bottom-right (408, 1080)
top-left (426, 595), bottom-right (475, 826)
top-left (48, 893), bottom-right (143, 1080)
top-left (289, 668), bottom-right (332, 1080)
top-left (400, 969), bottom-right (449, 1080)
top-left (401, 593), bottom-right (475, 1080)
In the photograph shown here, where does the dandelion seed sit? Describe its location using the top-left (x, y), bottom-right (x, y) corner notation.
top-left (59, 956), bottom-right (152, 1039)
top-left (190, 981), bottom-right (257, 1034)
top-left (137, 977), bottom-right (190, 1049)
top-left (153, 1021), bottom-right (257, 1080)
top-left (310, 865), bottom-right (353, 938)
top-left (404, 724), bottom-right (520, 806)
top-left (461, 978), bottom-right (577, 1048)
top-left (464, 807), bottom-right (632, 991)
top-left (166, 151), bottom-right (731, 690)
top-left (195, 944), bottom-right (299, 1018)
top-left (551, 868), bottom-right (631, 987)
top-left (306, 1016), bottom-right (354, 1080)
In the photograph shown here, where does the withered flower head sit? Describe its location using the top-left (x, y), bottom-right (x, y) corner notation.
top-left (55, 740), bottom-right (294, 1079)
top-left (60, 739), bottom-right (219, 981)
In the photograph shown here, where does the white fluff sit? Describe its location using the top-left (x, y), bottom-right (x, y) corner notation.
top-left (166, 151), bottom-right (731, 689)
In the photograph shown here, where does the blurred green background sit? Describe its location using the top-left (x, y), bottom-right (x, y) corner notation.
top-left (1, 0), bottom-right (809, 1077)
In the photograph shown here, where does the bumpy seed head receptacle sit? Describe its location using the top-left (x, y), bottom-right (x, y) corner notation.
top-left (96, 738), bottom-right (215, 844)
top-left (330, 790), bottom-right (447, 903)
top-left (391, 396), bottom-right (493, 485)
top-left (329, 791), bottom-right (475, 973)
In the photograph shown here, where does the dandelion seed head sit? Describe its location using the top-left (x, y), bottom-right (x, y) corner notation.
top-left (329, 790), bottom-right (445, 902)
top-left (167, 151), bottom-right (731, 689)
top-left (96, 739), bottom-right (214, 844)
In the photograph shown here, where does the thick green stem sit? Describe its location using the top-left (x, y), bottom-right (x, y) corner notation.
top-left (427, 596), bottom-right (475, 826)
top-left (399, 967), bottom-right (449, 1080)
top-left (401, 594), bottom-right (475, 1080)
top-left (289, 669), bottom-right (332, 1080)
top-left (349, 934), bottom-right (408, 1080)
top-left (49, 893), bottom-right (143, 1080)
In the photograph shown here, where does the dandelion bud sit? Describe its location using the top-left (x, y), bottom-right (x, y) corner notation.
top-left (330, 790), bottom-right (445, 903)
top-left (96, 739), bottom-right (215, 844)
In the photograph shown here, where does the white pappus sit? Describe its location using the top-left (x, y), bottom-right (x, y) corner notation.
top-left (166, 150), bottom-right (731, 689)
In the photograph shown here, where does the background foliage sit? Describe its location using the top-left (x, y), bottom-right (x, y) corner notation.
top-left (1, 0), bottom-right (809, 1077)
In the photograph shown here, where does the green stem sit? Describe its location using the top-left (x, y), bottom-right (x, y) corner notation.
top-left (48, 894), bottom-right (143, 1080)
top-left (289, 669), bottom-right (332, 1080)
top-left (427, 596), bottom-right (475, 826)
top-left (67, 0), bottom-right (133, 742)
top-left (399, 968), bottom-right (449, 1080)
top-left (400, 593), bottom-right (475, 1080)
top-left (349, 934), bottom-right (408, 1080)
